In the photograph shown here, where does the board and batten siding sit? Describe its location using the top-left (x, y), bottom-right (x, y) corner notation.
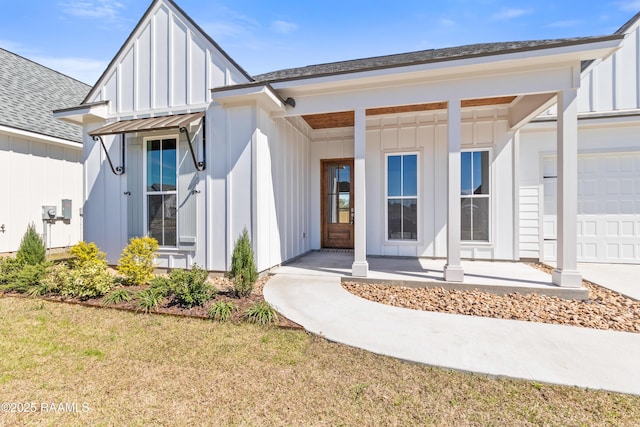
top-left (578, 22), bottom-right (640, 113)
top-left (0, 130), bottom-right (83, 253)
top-left (255, 113), bottom-right (312, 271)
top-left (86, 2), bottom-right (249, 114)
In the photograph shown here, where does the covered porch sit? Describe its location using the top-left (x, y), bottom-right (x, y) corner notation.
top-left (270, 251), bottom-right (588, 299)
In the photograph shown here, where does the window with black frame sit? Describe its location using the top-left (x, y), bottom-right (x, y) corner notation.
top-left (387, 154), bottom-right (418, 240)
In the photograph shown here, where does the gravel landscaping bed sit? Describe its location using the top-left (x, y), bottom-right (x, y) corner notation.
top-left (342, 279), bottom-right (640, 333)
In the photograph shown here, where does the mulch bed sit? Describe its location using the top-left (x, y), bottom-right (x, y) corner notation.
top-left (1, 276), bottom-right (302, 329)
top-left (343, 272), bottom-right (640, 333)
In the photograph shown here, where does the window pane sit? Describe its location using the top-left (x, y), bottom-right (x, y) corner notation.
top-left (387, 199), bottom-right (402, 239)
top-left (387, 156), bottom-right (401, 197)
top-left (148, 194), bottom-right (164, 243)
top-left (472, 198), bottom-right (489, 241)
top-left (164, 194), bottom-right (177, 246)
top-left (403, 155), bottom-right (417, 197)
top-left (461, 197), bottom-right (473, 241)
top-left (461, 152), bottom-right (472, 195)
top-left (473, 151), bottom-right (489, 195)
top-left (162, 138), bottom-right (177, 191)
top-left (338, 193), bottom-right (350, 224)
top-left (402, 199), bottom-right (417, 240)
top-left (147, 140), bottom-right (161, 191)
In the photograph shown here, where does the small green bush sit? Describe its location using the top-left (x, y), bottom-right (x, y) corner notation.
top-left (230, 228), bottom-right (257, 297)
top-left (168, 265), bottom-right (214, 307)
top-left (103, 288), bottom-right (132, 305)
top-left (135, 287), bottom-right (164, 313)
top-left (244, 301), bottom-right (278, 325)
top-left (16, 223), bottom-right (45, 266)
top-left (62, 261), bottom-right (113, 299)
top-left (208, 300), bottom-right (237, 322)
top-left (118, 237), bottom-right (158, 285)
top-left (1, 263), bottom-right (48, 293)
top-left (149, 275), bottom-right (171, 297)
top-left (70, 241), bottom-right (107, 269)
top-left (40, 262), bottom-right (71, 294)
top-left (0, 257), bottom-right (23, 284)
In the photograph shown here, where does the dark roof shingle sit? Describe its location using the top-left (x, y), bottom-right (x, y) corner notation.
top-left (253, 36), bottom-right (621, 83)
top-left (0, 48), bottom-right (91, 143)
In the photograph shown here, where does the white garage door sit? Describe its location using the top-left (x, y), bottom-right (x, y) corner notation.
top-left (543, 152), bottom-right (640, 264)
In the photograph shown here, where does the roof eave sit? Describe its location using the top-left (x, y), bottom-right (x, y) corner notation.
top-left (53, 101), bottom-right (110, 125)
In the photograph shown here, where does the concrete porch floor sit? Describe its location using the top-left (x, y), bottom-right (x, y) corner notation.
top-left (270, 251), bottom-right (589, 299)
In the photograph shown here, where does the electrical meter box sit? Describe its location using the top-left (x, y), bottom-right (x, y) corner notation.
top-left (61, 199), bottom-right (72, 220)
top-left (42, 206), bottom-right (56, 220)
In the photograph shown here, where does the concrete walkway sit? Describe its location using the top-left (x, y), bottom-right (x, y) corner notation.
top-left (578, 263), bottom-right (640, 301)
top-left (264, 273), bottom-right (640, 396)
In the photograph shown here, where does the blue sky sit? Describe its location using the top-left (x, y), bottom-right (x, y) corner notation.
top-left (0, 0), bottom-right (639, 84)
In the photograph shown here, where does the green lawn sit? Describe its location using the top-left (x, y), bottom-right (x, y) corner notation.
top-left (0, 296), bottom-right (638, 426)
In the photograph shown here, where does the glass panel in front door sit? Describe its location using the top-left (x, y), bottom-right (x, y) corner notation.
top-left (326, 164), bottom-right (351, 224)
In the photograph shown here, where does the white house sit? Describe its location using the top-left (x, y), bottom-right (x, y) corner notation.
top-left (55, 0), bottom-right (637, 288)
top-left (0, 48), bottom-right (89, 253)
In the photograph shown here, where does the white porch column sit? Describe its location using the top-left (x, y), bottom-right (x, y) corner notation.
top-left (352, 108), bottom-right (369, 277)
top-left (444, 99), bottom-right (464, 282)
top-left (552, 89), bottom-right (582, 287)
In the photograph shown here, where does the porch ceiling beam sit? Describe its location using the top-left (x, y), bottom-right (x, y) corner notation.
top-left (276, 66), bottom-right (579, 118)
top-left (509, 93), bottom-right (558, 130)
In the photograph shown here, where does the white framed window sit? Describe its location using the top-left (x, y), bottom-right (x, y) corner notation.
top-left (386, 153), bottom-right (418, 241)
top-left (144, 135), bottom-right (178, 247)
top-left (461, 150), bottom-right (490, 242)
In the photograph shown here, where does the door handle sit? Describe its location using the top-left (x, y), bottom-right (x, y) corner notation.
top-left (350, 207), bottom-right (354, 225)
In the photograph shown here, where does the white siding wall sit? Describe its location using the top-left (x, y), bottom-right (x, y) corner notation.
top-left (255, 113), bottom-right (312, 271)
top-left (308, 107), bottom-right (515, 260)
top-left (578, 23), bottom-right (640, 113)
top-left (86, 2), bottom-right (250, 112)
top-left (518, 121), bottom-right (640, 261)
top-left (82, 127), bottom-right (127, 264)
top-left (0, 131), bottom-right (83, 253)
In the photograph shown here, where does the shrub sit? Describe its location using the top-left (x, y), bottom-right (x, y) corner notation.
top-left (149, 275), bottom-right (171, 297)
top-left (244, 301), bottom-right (278, 325)
top-left (16, 223), bottom-right (45, 266)
top-left (136, 287), bottom-right (164, 313)
top-left (40, 262), bottom-right (71, 295)
top-left (118, 237), bottom-right (158, 285)
top-left (230, 228), bottom-right (257, 297)
top-left (208, 300), bottom-right (237, 322)
top-left (103, 288), bottom-right (132, 305)
top-left (0, 257), bottom-right (23, 284)
top-left (1, 263), bottom-right (48, 293)
top-left (70, 241), bottom-right (107, 269)
top-left (62, 261), bottom-right (113, 299)
top-left (168, 265), bottom-right (214, 307)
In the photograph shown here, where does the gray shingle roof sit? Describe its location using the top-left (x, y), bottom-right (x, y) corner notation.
top-left (0, 48), bottom-right (91, 143)
top-left (252, 36), bottom-right (622, 83)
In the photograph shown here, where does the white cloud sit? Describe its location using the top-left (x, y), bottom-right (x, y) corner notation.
top-left (271, 20), bottom-right (298, 35)
top-left (58, 0), bottom-right (125, 20)
top-left (0, 39), bottom-right (24, 52)
top-left (32, 56), bottom-right (108, 84)
top-left (492, 8), bottom-right (532, 20)
top-left (547, 20), bottom-right (581, 28)
top-left (617, 0), bottom-right (640, 12)
top-left (439, 18), bottom-right (456, 27)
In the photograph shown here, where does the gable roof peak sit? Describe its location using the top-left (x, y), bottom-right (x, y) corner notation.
top-left (81, 0), bottom-right (252, 105)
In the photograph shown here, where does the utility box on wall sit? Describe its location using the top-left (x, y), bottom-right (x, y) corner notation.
top-left (61, 199), bottom-right (72, 220)
top-left (42, 206), bottom-right (56, 220)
